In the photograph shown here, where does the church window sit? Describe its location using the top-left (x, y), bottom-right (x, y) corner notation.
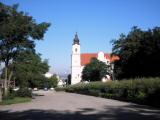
top-left (75, 48), bottom-right (77, 52)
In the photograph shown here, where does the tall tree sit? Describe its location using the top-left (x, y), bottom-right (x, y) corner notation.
top-left (12, 51), bottom-right (49, 88)
top-left (0, 2), bottom-right (50, 96)
top-left (112, 26), bottom-right (160, 79)
top-left (67, 74), bottom-right (71, 85)
top-left (82, 58), bottom-right (109, 81)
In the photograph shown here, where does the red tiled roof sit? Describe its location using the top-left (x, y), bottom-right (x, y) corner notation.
top-left (81, 53), bottom-right (120, 66)
top-left (104, 54), bottom-right (110, 59)
top-left (110, 55), bottom-right (120, 62)
top-left (81, 53), bottom-right (97, 66)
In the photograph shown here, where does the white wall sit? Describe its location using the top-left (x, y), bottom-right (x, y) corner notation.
top-left (71, 48), bottom-right (112, 84)
top-left (71, 44), bottom-right (81, 84)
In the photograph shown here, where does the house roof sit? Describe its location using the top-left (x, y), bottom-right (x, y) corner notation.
top-left (110, 55), bottom-right (120, 62)
top-left (81, 53), bottom-right (97, 66)
top-left (81, 53), bottom-right (120, 66)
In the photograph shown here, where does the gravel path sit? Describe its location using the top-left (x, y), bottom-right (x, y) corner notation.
top-left (0, 90), bottom-right (160, 120)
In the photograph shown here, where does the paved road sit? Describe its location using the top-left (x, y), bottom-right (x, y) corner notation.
top-left (0, 90), bottom-right (160, 120)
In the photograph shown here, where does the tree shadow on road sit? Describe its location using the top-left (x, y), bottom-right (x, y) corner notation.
top-left (0, 105), bottom-right (160, 120)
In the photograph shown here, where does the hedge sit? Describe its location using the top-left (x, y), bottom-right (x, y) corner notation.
top-left (55, 77), bottom-right (160, 108)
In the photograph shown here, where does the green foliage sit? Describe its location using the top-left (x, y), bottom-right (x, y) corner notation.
top-left (56, 78), bottom-right (160, 108)
top-left (12, 51), bottom-right (49, 88)
top-left (47, 75), bottom-right (58, 88)
top-left (30, 75), bottom-right (48, 89)
top-left (2, 87), bottom-right (17, 100)
top-left (67, 74), bottom-right (71, 85)
top-left (112, 26), bottom-right (160, 79)
top-left (82, 58), bottom-right (109, 81)
top-left (16, 88), bottom-right (32, 97)
top-left (0, 2), bottom-right (50, 64)
top-left (0, 2), bottom-right (50, 96)
top-left (2, 87), bottom-right (32, 100)
top-left (2, 92), bottom-right (15, 100)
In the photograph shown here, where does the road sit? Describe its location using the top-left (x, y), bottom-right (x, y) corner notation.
top-left (0, 90), bottom-right (160, 120)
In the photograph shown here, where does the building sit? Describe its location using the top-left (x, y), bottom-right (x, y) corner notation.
top-left (44, 72), bottom-right (53, 78)
top-left (71, 33), bottom-right (119, 85)
top-left (44, 72), bottom-right (66, 87)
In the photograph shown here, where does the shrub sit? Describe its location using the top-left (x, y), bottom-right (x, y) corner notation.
top-left (55, 87), bottom-right (65, 91)
top-left (16, 88), bottom-right (32, 97)
top-left (55, 78), bottom-right (160, 108)
top-left (48, 75), bottom-right (58, 88)
top-left (146, 88), bottom-right (160, 107)
top-left (2, 88), bottom-right (16, 100)
top-left (2, 92), bottom-right (15, 100)
top-left (135, 90), bottom-right (146, 103)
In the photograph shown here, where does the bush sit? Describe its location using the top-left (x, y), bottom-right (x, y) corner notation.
top-left (2, 92), bottom-right (15, 100)
top-left (2, 88), bottom-right (16, 100)
top-left (55, 78), bottom-right (160, 108)
top-left (55, 87), bottom-right (65, 91)
top-left (48, 75), bottom-right (58, 88)
top-left (16, 88), bottom-right (32, 97)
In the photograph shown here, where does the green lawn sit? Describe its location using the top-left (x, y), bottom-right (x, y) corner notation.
top-left (0, 97), bottom-right (31, 105)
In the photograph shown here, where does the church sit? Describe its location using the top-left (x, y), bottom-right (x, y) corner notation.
top-left (71, 33), bottom-right (119, 85)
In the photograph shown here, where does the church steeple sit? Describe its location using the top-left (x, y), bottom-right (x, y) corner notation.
top-left (73, 32), bottom-right (80, 45)
top-left (71, 32), bottom-right (81, 84)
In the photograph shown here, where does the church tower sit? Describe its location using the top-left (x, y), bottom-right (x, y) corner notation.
top-left (71, 32), bottom-right (81, 84)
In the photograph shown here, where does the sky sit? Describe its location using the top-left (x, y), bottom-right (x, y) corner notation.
top-left (1, 0), bottom-right (160, 75)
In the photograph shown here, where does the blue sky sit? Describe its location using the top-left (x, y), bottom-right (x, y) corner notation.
top-left (2, 0), bottom-right (160, 75)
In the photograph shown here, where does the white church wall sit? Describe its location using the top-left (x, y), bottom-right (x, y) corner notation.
top-left (98, 51), bottom-right (105, 61)
top-left (72, 44), bottom-right (80, 53)
top-left (71, 35), bottom-right (81, 84)
top-left (71, 54), bottom-right (81, 66)
top-left (98, 52), bottom-right (110, 65)
top-left (71, 33), bottom-right (112, 85)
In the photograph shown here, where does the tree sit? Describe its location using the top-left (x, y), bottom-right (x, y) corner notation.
top-left (12, 51), bottom-right (49, 88)
top-left (48, 75), bottom-right (58, 88)
top-left (82, 58), bottom-right (109, 81)
top-left (0, 3), bottom-right (50, 96)
top-left (67, 74), bottom-right (71, 85)
top-left (112, 26), bottom-right (160, 79)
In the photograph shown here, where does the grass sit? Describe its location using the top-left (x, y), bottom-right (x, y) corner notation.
top-left (0, 97), bottom-right (31, 105)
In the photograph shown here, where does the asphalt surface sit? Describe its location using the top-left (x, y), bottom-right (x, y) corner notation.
top-left (0, 90), bottom-right (160, 120)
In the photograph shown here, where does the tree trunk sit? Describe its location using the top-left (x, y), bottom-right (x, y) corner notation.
top-left (8, 71), bottom-right (13, 88)
top-left (13, 77), bottom-right (15, 89)
top-left (0, 76), bottom-right (2, 102)
top-left (0, 87), bottom-right (2, 102)
top-left (4, 67), bottom-right (8, 96)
